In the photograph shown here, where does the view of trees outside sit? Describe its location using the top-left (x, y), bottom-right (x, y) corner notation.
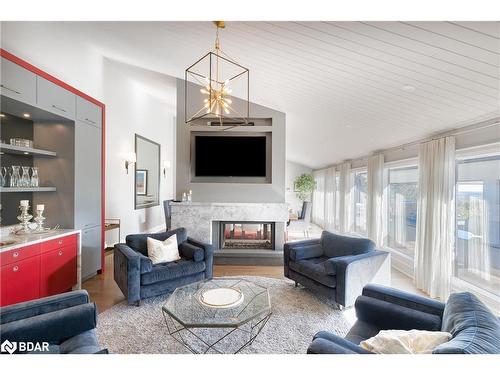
top-left (353, 171), bottom-right (367, 235)
top-left (386, 166), bottom-right (418, 257)
top-left (455, 156), bottom-right (500, 296)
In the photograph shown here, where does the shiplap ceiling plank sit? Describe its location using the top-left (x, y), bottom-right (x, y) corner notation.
top-left (6, 21), bottom-right (497, 168)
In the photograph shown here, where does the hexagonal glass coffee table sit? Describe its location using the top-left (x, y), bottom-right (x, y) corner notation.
top-left (162, 278), bottom-right (271, 354)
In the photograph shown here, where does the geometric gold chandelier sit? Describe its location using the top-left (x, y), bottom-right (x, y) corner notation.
top-left (185, 21), bottom-right (249, 126)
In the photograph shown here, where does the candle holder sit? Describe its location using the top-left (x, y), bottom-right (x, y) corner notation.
top-left (34, 209), bottom-right (46, 232)
top-left (17, 204), bottom-right (33, 233)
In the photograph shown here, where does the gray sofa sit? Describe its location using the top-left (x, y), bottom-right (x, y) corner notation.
top-left (114, 227), bottom-right (214, 305)
top-left (284, 231), bottom-right (390, 307)
top-left (0, 290), bottom-right (105, 354)
top-left (308, 284), bottom-right (500, 354)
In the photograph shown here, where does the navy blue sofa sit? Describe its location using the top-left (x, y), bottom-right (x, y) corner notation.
top-left (284, 231), bottom-right (390, 307)
top-left (307, 284), bottom-right (500, 354)
top-left (114, 227), bottom-right (214, 305)
top-left (0, 290), bottom-right (105, 354)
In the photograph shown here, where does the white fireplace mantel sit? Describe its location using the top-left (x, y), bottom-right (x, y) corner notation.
top-left (170, 202), bottom-right (288, 250)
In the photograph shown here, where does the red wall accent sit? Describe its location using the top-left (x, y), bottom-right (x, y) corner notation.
top-left (0, 48), bottom-right (106, 273)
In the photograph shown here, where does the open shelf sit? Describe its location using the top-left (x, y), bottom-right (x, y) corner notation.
top-left (0, 187), bottom-right (57, 193)
top-left (0, 143), bottom-right (57, 157)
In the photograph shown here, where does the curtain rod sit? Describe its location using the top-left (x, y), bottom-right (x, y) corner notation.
top-left (318, 117), bottom-right (500, 170)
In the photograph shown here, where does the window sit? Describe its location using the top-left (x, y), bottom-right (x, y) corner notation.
top-left (455, 155), bottom-right (500, 296)
top-left (353, 170), bottom-right (367, 235)
top-left (386, 165), bottom-right (418, 257)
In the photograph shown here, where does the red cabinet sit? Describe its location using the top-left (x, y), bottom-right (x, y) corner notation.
top-left (40, 244), bottom-right (77, 297)
top-left (0, 234), bottom-right (78, 307)
top-left (0, 255), bottom-right (41, 306)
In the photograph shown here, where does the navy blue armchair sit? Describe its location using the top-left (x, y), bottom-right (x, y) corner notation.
top-left (114, 227), bottom-right (214, 306)
top-left (307, 284), bottom-right (500, 354)
top-left (0, 290), bottom-right (105, 354)
top-left (284, 231), bottom-right (390, 307)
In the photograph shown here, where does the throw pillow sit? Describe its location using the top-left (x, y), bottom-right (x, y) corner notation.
top-left (360, 329), bottom-right (452, 354)
top-left (147, 234), bottom-right (180, 264)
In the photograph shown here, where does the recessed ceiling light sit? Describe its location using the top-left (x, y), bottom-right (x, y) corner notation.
top-left (23, 113), bottom-right (31, 118)
top-left (402, 84), bottom-right (416, 93)
top-left (23, 152), bottom-right (30, 155)
top-left (345, 124), bottom-right (352, 128)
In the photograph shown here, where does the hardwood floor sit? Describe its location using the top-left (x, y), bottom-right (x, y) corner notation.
top-left (83, 250), bottom-right (425, 313)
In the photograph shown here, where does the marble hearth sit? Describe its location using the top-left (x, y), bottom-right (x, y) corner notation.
top-left (170, 202), bottom-right (289, 251)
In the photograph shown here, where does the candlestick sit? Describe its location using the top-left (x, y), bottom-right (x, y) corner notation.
top-left (34, 208), bottom-right (46, 232)
top-left (17, 204), bottom-right (33, 233)
top-left (20, 200), bottom-right (29, 207)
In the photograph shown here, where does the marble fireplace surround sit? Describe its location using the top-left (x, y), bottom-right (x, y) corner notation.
top-left (170, 202), bottom-right (289, 251)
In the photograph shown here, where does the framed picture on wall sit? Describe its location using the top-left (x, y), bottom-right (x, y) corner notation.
top-left (136, 169), bottom-right (148, 196)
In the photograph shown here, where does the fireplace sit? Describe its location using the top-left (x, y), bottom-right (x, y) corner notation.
top-left (218, 221), bottom-right (275, 250)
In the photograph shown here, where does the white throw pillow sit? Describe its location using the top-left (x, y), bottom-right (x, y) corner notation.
top-left (360, 329), bottom-right (452, 354)
top-left (147, 234), bottom-right (181, 264)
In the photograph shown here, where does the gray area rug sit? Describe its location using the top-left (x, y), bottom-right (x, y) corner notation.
top-left (97, 276), bottom-right (351, 354)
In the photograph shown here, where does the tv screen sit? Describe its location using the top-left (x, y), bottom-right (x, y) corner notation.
top-left (195, 136), bottom-right (267, 177)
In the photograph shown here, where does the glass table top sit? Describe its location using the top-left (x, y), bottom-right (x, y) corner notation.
top-left (162, 278), bottom-right (271, 328)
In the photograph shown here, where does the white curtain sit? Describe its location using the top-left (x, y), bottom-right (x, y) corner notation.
top-left (324, 167), bottom-right (337, 231)
top-left (414, 136), bottom-right (456, 301)
top-left (367, 154), bottom-right (385, 246)
top-left (338, 162), bottom-right (352, 233)
top-left (312, 170), bottom-right (326, 227)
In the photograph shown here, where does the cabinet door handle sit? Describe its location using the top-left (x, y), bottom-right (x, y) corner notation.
top-left (85, 117), bottom-right (96, 124)
top-left (12, 265), bottom-right (19, 272)
top-left (58, 240), bottom-right (63, 245)
top-left (12, 252), bottom-right (19, 258)
top-left (0, 84), bottom-right (21, 95)
top-left (58, 250), bottom-right (63, 256)
top-left (51, 104), bottom-right (67, 113)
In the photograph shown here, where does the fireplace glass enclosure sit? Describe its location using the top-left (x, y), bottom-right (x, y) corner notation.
top-left (219, 221), bottom-right (275, 250)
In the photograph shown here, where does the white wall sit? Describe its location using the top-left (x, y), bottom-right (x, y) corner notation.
top-left (1, 22), bottom-right (177, 241)
top-left (285, 161), bottom-right (312, 214)
top-left (103, 59), bottom-right (176, 241)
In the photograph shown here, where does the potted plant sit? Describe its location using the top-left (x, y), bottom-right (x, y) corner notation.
top-left (294, 173), bottom-right (316, 202)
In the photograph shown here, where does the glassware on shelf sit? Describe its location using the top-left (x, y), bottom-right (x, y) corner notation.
top-left (10, 166), bottom-right (21, 188)
top-left (0, 167), bottom-right (6, 187)
top-left (9, 138), bottom-right (33, 148)
top-left (30, 167), bottom-right (39, 187)
top-left (21, 166), bottom-right (31, 187)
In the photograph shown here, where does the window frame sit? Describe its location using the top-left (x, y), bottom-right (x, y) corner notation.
top-left (351, 168), bottom-right (368, 236)
top-left (453, 142), bottom-right (500, 305)
top-left (381, 158), bottom-right (419, 278)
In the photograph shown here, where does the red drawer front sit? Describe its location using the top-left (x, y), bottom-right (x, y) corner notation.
top-left (41, 234), bottom-right (77, 254)
top-left (0, 255), bottom-right (40, 306)
top-left (0, 243), bottom-right (41, 266)
top-left (40, 244), bottom-right (77, 297)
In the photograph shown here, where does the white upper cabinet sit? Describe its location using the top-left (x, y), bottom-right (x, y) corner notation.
top-left (0, 57), bottom-right (37, 105)
top-left (36, 76), bottom-right (76, 120)
top-left (76, 96), bottom-right (102, 128)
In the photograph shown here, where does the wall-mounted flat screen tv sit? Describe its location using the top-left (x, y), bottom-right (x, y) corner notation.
top-left (194, 135), bottom-right (267, 177)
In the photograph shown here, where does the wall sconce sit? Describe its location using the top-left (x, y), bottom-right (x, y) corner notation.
top-left (162, 160), bottom-right (171, 178)
top-left (124, 153), bottom-right (136, 174)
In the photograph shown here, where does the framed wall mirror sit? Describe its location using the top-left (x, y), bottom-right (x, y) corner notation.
top-left (135, 134), bottom-right (160, 209)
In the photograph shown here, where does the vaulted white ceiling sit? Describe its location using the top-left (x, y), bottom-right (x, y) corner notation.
top-left (8, 21), bottom-right (500, 168)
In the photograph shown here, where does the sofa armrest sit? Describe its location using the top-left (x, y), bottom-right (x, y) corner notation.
top-left (178, 242), bottom-right (204, 262)
top-left (1, 302), bottom-right (97, 347)
top-left (331, 250), bottom-right (391, 307)
top-left (114, 243), bottom-right (141, 305)
top-left (361, 283), bottom-right (445, 318)
top-left (355, 295), bottom-right (442, 331)
top-left (307, 331), bottom-right (372, 354)
top-left (285, 239), bottom-right (323, 261)
top-left (0, 290), bottom-right (90, 324)
top-left (187, 237), bottom-right (214, 279)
